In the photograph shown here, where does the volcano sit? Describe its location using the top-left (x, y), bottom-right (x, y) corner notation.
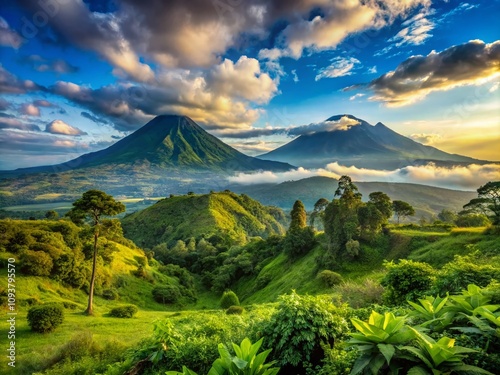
top-left (259, 114), bottom-right (484, 169)
top-left (4, 115), bottom-right (294, 175)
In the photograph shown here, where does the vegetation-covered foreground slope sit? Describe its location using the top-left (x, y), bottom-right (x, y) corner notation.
top-left (121, 191), bottom-right (286, 248)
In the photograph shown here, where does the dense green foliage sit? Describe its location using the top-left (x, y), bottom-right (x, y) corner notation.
top-left (317, 270), bottom-right (343, 287)
top-left (220, 290), bottom-right (240, 309)
top-left (259, 291), bottom-right (349, 372)
top-left (109, 304), bottom-right (138, 318)
top-left (27, 303), bottom-right (64, 333)
top-left (382, 259), bottom-right (436, 305)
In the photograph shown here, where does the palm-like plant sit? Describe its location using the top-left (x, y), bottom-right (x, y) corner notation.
top-left (349, 311), bottom-right (416, 374)
top-left (408, 295), bottom-right (454, 332)
top-left (166, 338), bottom-right (279, 375)
top-left (448, 284), bottom-right (500, 317)
top-left (401, 327), bottom-right (493, 375)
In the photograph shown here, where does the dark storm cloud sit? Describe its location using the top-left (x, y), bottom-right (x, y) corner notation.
top-left (366, 39), bottom-right (500, 106)
top-left (81, 111), bottom-right (109, 124)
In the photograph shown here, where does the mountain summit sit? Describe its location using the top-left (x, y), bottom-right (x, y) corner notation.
top-left (260, 114), bottom-right (483, 169)
top-left (6, 115), bottom-right (293, 174)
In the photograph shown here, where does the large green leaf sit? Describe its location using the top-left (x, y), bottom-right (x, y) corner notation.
top-left (377, 344), bottom-right (395, 365)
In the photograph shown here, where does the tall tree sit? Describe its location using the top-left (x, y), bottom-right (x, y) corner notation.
top-left (68, 190), bottom-right (125, 315)
top-left (392, 200), bottom-right (415, 224)
top-left (463, 181), bottom-right (500, 225)
top-left (285, 200), bottom-right (316, 258)
top-left (368, 192), bottom-right (393, 221)
top-left (324, 176), bottom-right (363, 257)
top-left (310, 198), bottom-right (329, 228)
top-left (290, 200), bottom-right (307, 231)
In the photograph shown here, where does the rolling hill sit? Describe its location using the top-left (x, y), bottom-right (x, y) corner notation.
top-left (259, 114), bottom-right (485, 169)
top-left (121, 191), bottom-right (286, 248)
top-left (233, 176), bottom-right (477, 219)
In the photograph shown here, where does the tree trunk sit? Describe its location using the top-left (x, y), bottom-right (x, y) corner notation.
top-left (86, 230), bottom-right (99, 315)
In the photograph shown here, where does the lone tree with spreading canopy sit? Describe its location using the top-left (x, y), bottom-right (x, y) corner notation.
top-left (392, 200), bottom-right (415, 224)
top-left (463, 181), bottom-right (500, 225)
top-left (68, 190), bottom-right (125, 315)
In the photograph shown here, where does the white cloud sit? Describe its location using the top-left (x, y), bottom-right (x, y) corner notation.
top-left (315, 57), bottom-right (360, 81)
top-left (228, 162), bottom-right (500, 190)
top-left (349, 93), bottom-right (365, 101)
top-left (20, 103), bottom-right (40, 116)
top-left (45, 120), bottom-right (87, 136)
top-left (207, 56), bottom-right (278, 104)
top-left (390, 9), bottom-right (435, 47)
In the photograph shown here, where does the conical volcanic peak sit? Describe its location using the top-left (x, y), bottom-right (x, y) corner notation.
top-left (2, 114), bottom-right (293, 174)
top-left (260, 114), bottom-right (483, 169)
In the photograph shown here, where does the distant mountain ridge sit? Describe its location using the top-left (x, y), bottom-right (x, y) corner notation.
top-left (260, 114), bottom-right (485, 169)
top-left (2, 115), bottom-right (293, 175)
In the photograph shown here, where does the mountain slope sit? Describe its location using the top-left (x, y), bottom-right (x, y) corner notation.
top-left (2, 115), bottom-right (293, 175)
top-left (260, 114), bottom-right (484, 169)
top-left (121, 191), bottom-right (286, 248)
top-left (233, 176), bottom-right (476, 219)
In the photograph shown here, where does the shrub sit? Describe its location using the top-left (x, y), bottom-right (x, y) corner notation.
top-left (109, 305), bottom-right (138, 318)
top-left (317, 270), bottom-right (343, 287)
top-left (220, 290), bottom-right (240, 309)
top-left (20, 250), bottom-right (53, 276)
top-left (226, 305), bottom-right (244, 315)
top-left (102, 288), bottom-right (119, 300)
top-left (382, 260), bottom-right (435, 305)
top-left (433, 254), bottom-right (500, 295)
top-left (152, 285), bottom-right (181, 304)
top-left (259, 291), bottom-right (348, 372)
top-left (27, 303), bottom-right (64, 333)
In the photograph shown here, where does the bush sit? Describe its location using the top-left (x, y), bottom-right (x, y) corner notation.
top-left (382, 259), bottom-right (435, 305)
top-left (259, 291), bottom-right (348, 372)
top-left (226, 305), bottom-right (244, 315)
top-left (455, 213), bottom-right (490, 227)
top-left (27, 303), bottom-right (64, 333)
top-left (109, 305), bottom-right (138, 318)
top-left (434, 254), bottom-right (500, 295)
top-left (317, 270), bottom-right (343, 287)
top-left (152, 285), bottom-right (181, 304)
top-left (102, 288), bottom-right (119, 300)
top-left (20, 250), bottom-right (53, 276)
top-left (220, 290), bottom-right (240, 309)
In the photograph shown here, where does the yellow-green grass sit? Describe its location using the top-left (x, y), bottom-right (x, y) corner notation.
top-left (408, 229), bottom-right (500, 267)
top-left (0, 309), bottom-right (180, 375)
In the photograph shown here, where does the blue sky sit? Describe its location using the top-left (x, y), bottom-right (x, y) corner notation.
top-left (0, 0), bottom-right (499, 170)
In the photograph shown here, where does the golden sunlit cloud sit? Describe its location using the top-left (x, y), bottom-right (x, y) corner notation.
top-left (364, 40), bottom-right (500, 107)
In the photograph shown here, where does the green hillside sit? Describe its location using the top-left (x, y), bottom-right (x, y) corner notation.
top-left (121, 191), bottom-right (286, 248)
